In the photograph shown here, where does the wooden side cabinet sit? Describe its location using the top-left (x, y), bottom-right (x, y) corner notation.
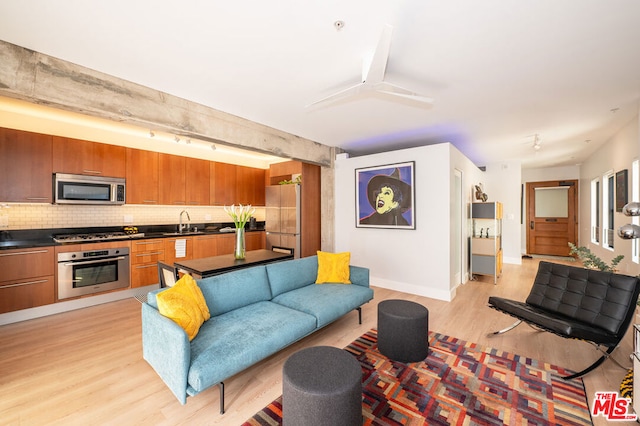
top-left (0, 246), bottom-right (55, 313)
top-left (470, 202), bottom-right (503, 284)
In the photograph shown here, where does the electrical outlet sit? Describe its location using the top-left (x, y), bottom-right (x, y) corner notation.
top-left (205, 214), bottom-right (212, 221)
top-left (123, 215), bottom-right (134, 224)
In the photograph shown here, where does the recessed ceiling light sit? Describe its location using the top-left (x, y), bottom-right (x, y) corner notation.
top-left (334, 20), bottom-right (345, 31)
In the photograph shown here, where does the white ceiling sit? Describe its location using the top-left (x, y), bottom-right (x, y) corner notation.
top-left (0, 0), bottom-right (639, 169)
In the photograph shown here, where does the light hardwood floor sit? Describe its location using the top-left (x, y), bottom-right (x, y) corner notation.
top-left (0, 258), bottom-right (636, 425)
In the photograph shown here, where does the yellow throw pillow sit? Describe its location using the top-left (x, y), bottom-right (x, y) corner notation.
top-left (157, 274), bottom-right (211, 341)
top-left (315, 251), bottom-right (351, 284)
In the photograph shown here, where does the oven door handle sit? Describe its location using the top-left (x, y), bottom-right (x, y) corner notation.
top-left (60, 256), bottom-right (127, 267)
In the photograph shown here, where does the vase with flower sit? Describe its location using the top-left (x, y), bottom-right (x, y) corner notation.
top-left (224, 204), bottom-right (256, 260)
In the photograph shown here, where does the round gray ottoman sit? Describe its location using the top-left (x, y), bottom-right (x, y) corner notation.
top-left (282, 346), bottom-right (362, 426)
top-left (378, 299), bottom-right (429, 362)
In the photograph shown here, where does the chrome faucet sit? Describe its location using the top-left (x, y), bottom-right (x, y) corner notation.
top-left (179, 210), bottom-right (191, 234)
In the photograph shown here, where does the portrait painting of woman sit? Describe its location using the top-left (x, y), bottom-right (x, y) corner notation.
top-left (356, 162), bottom-right (415, 229)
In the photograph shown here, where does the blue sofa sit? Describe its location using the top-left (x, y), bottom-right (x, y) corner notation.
top-left (141, 255), bottom-right (373, 413)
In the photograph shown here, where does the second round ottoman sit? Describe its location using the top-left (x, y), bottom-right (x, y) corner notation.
top-left (378, 299), bottom-right (429, 362)
top-left (282, 346), bottom-right (362, 426)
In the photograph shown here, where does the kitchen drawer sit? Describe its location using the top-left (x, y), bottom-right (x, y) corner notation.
top-left (0, 275), bottom-right (55, 313)
top-left (131, 239), bottom-right (165, 253)
top-left (131, 263), bottom-right (160, 288)
top-left (132, 249), bottom-right (164, 265)
top-left (0, 247), bottom-right (54, 283)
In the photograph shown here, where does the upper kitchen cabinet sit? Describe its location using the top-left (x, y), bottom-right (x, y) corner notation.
top-left (236, 165), bottom-right (266, 206)
top-left (52, 136), bottom-right (126, 177)
top-left (185, 157), bottom-right (210, 206)
top-left (126, 148), bottom-right (159, 204)
top-left (0, 127), bottom-right (53, 203)
top-left (159, 153), bottom-right (186, 205)
top-left (210, 162), bottom-right (237, 206)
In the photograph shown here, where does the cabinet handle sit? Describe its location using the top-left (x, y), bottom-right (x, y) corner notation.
top-left (173, 202), bottom-right (186, 205)
top-left (136, 252), bottom-right (162, 257)
top-left (143, 200), bottom-right (158, 204)
top-left (1, 279), bottom-right (49, 289)
top-left (0, 249), bottom-right (49, 257)
top-left (82, 170), bottom-right (102, 175)
top-left (135, 264), bottom-right (157, 270)
top-left (135, 241), bottom-right (158, 246)
top-left (25, 197), bottom-right (49, 201)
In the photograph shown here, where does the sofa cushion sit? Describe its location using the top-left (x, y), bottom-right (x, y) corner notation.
top-left (156, 274), bottom-right (210, 341)
top-left (315, 251), bottom-right (351, 284)
top-left (197, 266), bottom-right (272, 317)
top-left (266, 256), bottom-right (319, 297)
top-left (272, 283), bottom-right (374, 328)
top-left (187, 301), bottom-right (317, 393)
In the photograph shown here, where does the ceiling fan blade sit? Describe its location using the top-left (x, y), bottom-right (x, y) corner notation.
top-left (374, 82), bottom-right (434, 105)
top-left (305, 82), bottom-right (366, 108)
top-left (363, 24), bottom-right (393, 84)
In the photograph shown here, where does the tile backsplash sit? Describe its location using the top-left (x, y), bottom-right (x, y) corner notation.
top-left (0, 203), bottom-right (265, 230)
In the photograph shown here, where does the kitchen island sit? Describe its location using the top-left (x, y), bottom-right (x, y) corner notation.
top-left (174, 249), bottom-right (293, 279)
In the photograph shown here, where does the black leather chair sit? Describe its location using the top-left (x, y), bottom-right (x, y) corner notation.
top-left (488, 261), bottom-right (640, 380)
top-left (157, 261), bottom-right (179, 288)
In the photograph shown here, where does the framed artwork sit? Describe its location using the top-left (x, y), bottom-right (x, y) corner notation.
top-left (355, 161), bottom-right (415, 229)
top-left (616, 169), bottom-right (628, 212)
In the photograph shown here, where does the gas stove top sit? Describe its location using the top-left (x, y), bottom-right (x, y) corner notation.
top-left (53, 231), bottom-right (144, 243)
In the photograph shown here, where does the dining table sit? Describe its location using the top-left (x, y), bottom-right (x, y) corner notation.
top-left (174, 249), bottom-right (294, 279)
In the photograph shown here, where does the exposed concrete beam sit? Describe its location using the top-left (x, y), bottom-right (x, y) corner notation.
top-left (0, 40), bottom-right (332, 167)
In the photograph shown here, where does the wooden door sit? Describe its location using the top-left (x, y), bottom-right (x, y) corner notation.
top-left (211, 162), bottom-right (237, 206)
top-left (526, 180), bottom-right (578, 256)
top-left (159, 154), bottom-right (186, 205)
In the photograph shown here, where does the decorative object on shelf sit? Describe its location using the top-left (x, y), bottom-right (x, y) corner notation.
top-left (618, 201), bottom-right (640, 239)
top-left (474, 183), bottom-right (488, 202)
top-left (356, 162), bottom-right (415, 230)
top-left (568, 242), bottom-right (623, 272)
top-left (224, 204), bottom-right (255, 260)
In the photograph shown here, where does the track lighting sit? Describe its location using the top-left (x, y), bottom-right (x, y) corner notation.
top-left (149, 130), bottom-right (155, 138)
top-left (211, 144), bottom-right (217, 151)
top-left (533, 134), bottom-right (541, 151)
top-left (174, 136), bottom-right (180, 143)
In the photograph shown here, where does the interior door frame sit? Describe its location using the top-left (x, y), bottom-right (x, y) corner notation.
top-left (526, 179), bottom-right (579, 256)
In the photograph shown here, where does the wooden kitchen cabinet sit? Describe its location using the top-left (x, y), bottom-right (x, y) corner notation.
top-left (163, 236), bottom-right (193, 266)
top-left (210, 162), bottom-right (237, 206)
top-left (130, 239), bottom-right (165, 288)
top-left (236, 166), bottom-right (266, 205)
top-left (193, 234), bottom-right (218, 258)
top-left (246, 231), bottom-right (266, 251)
top-left (0, 246), bottom-right (55, 313)
top-left (159, 153), bottom-right (186, 205)
top-left (0, 127), bottom-right (53, 203)
top-left (216, 233), bottom-right (236, 255)
top-left (52, 136), bottom-right (126, 177)
top-left (126, 148), bottom-right (159, 204)
top-left (186, 157), bottom-right (210, 206)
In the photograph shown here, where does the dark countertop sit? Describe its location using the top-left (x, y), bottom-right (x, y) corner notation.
top-left (0, 222), bottom-right (266, 250)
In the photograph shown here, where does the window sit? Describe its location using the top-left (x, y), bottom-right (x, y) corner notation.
top-left (633, 160), bottom-right (639, 263)
top-left (602, 171), bottom-right (615, 250)
top-left (590, 178), bottom-right (600, 244)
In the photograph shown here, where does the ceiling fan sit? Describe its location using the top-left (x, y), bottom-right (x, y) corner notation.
top-left (306, 24), bottom-right (434, 109)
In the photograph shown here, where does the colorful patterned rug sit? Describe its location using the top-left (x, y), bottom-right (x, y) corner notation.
top-left (243, 329), bottom-right (592, 425)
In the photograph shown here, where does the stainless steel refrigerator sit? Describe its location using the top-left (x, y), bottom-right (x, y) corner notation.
top-left (265, 184), bottom-right (301, 258)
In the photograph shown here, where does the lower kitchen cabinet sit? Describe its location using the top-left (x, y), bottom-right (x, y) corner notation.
top-left (193, 234), bottom-right (218, 258)
top-left (164, 236), bottom-right (193, 265)
top-left (0, 246), bottom-right (55, 313)
top-left (131, 239), bottom-right (165, 288)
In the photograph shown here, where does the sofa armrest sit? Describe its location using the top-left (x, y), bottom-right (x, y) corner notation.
top-left (141, 303), bottom-right (191, 404)
top-left (350, 265), bottom-right (370, 287)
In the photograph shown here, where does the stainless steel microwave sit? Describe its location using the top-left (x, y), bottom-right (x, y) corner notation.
top-left (54, 173), bottom-right (126, 205)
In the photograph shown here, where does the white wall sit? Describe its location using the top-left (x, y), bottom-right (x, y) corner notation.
top-left (579, 115), bottom-right (640, 276)
top-left (483, 161), bottom-right (523, 264)
top-left (335, 143), bottom-right (482, 302)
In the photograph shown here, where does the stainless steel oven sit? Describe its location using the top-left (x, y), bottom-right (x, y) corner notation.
top-left (57, 247), bottom-right (130, 300)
